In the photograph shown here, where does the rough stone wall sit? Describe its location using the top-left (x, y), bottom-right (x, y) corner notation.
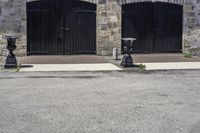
top-left (96, 0), bottom-right (121, 55)
top-left (0, 31), bottom-right (6, 68)
top-left (0, 0), bottom-right (27, 68)
top-left (78, 0), bottom-right (122, 55)
top-left (184, 0), bottom-right (200, 56)
top-left (0, 0), bottom-right (200, 61)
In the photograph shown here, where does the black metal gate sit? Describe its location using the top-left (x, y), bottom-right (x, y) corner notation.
top-left (27, 0), bottom-right (96, 55)
top-left (122, 2), bottom-right (183, 53)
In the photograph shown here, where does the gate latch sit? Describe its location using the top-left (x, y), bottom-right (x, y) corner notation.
top-left (60, 27), bottom-right (70, 31)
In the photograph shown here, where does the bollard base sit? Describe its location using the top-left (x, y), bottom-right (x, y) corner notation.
top-left (5, 54), bottom-right (17, 69)
top-left (121, 54), bottom-right (134, 68)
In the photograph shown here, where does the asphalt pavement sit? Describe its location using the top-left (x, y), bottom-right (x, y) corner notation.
top-left (0, 70), bottom-right (200, 133)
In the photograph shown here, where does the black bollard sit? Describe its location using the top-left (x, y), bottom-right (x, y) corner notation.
top-left (121, 54), bottom-right (134, 67)
top-left (5, 35), bottom-right (18, 68)
top-left (121, 38), bottom-right (136, 68)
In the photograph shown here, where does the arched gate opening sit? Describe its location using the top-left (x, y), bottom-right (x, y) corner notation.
top-left (122, 2), bottom-right (183, 53)
top-left (27, 0), bottom-right (96, 55)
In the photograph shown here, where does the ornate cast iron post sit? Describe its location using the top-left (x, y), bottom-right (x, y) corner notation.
top-left (5, 35), bottom-right (18, 68)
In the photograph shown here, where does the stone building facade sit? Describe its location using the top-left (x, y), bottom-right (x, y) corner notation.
top-left (0, 0), bottom-right (200, 65)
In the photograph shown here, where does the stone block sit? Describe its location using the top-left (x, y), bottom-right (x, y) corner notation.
top-left (109, 16), bottom-right (118, 22)
top-left (101, 24), bottom-right (108, 30)
top-left (99, 0), bottom-right (107, 4)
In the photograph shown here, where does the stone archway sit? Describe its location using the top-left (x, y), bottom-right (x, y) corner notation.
top-left (26, 0), bottom-right (97, 55)
top-left (24, 0), bottom-right (186, 56)
top-left (122, 2), bottom-right (183, 53)
top-left (1, 0), bottom-right (199, 57)
top-left (118, 0), bottom-right (185, 55)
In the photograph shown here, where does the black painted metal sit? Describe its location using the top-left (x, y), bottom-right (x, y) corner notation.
top-left (121, 39), bottom-right (134, 67)
top-left (122, 2), bottom-right (183, 53)
top-left (5, 36), bottom-right (18, 68)
top-left (27, 0), bottom-right (96, 55)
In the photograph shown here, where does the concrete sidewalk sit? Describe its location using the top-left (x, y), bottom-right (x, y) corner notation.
top-left (19, 62), bottom-right (200, 72)
top-left (15, 54), bottom-right (200, 71)
top-left (107, 54), bottom-right (200, 71)
top-left (19, 63), bottom-right (123, 72)
top-left (18, 56), bottom-right (123, 72)
top-left (137, 62), bottom-right (200, 70)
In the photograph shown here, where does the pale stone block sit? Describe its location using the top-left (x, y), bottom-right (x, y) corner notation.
top-left (109, 16), bottom-right (118, 22)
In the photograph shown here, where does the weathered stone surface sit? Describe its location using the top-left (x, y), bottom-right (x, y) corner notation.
top-left (0, 31), bottom-right (6, 66)
top-left (184, 28), bottom-right (200, 56)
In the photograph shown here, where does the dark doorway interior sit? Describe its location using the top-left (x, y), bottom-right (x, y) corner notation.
top-left (122, 2), bottom-right (183, 53)
top-left (27, 0), bottom-right (96, 55)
